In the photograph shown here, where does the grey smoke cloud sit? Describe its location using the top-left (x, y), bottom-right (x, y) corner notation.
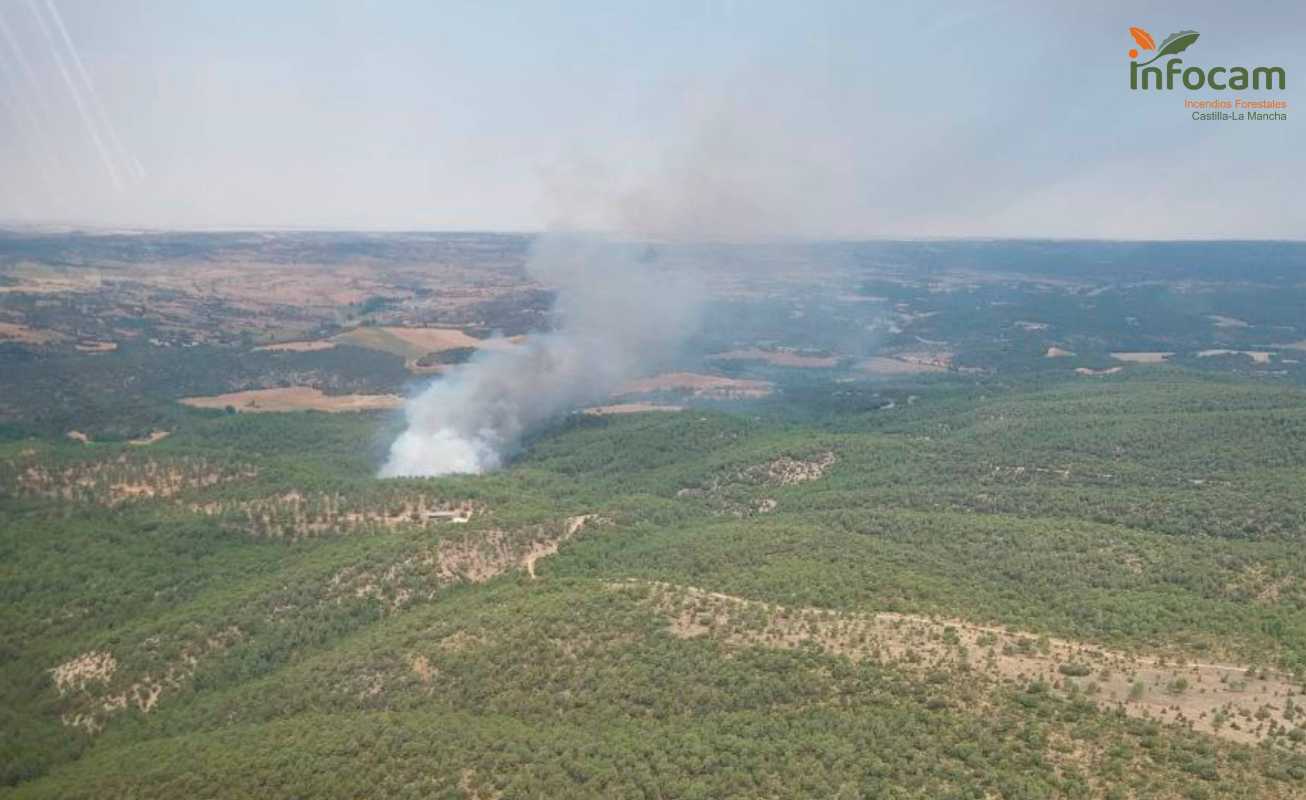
top-left (538, 75), bottom-right (864, 244)
top-left (379, 68), bottom-right (885, 477)
top-left (380, 80), bottom-right (849, 476)
top-left (379, 234), bottom-right (702, 476)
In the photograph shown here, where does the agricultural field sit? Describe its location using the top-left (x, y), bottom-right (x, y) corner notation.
top-left (3, 233), bottom-right (1306, 798)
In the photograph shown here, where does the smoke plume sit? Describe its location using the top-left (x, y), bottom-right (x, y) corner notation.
top-left (379, 235), bottom-right (700, 476)
top-left (381, 81), bottom-right (846, 477)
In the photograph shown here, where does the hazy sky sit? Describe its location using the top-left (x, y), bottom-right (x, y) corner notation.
top-left (0, 1), bottom-right (1302, 238)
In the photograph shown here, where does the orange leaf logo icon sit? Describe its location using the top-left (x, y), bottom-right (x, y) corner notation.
top-left (1129, 27), bottom-right (1156, 50)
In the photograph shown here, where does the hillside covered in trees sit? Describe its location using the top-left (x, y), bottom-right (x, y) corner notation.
top-left (4, 369), bottom-right (1306, 798)
top-left (4, 235), bottom-right (1306, 797)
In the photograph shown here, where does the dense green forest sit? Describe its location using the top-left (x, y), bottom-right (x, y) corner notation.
top-left (4, 234), bottom-right (1306, 796)
top-left (4, 369), bottom-right (1306, 798)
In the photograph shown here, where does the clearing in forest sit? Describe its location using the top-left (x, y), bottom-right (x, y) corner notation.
top-left (253, 339), bottom-right (339, 352)
top-left (1111, 352), bottom-right (1172, 364)
top-left (335, 327), bottom-right (518, 359)
top-left (858, 354), bottom-right (951, 374)
top-left (0, 321), bottom-right (66, 345)
top-left (1197, 350), bottom-right (1273, 364)
top-left (617, 372), bottom-right (773, 399)
top-left (707, 348), bottom-right (839, 368)
top-left (179, 387), bottom-right (403, 413)
top-left (584, 403), bottom-right (685, 415)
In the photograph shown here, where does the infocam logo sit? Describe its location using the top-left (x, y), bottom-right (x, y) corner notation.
top-left (1127, 27), bottom-right (1286, 90)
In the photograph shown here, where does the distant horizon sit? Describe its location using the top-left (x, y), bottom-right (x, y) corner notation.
top-left (2, 221), bottom-right (1305, 246)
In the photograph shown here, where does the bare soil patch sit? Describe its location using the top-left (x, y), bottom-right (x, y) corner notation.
top-left (1076, 366), bottom-right (1123, 376)
top-left (128, 430), bottom-right (171, 446)
top-left (440, 514), bottom-right (600, 583)
top-left (1198, 349), bottom-right (1273, 364)
top-left (336, 326), bottom-right (516, 358)
top-left (708, 348), bottom-right (839, 368)
top-left (522, 515), bottom-right (597, 578)
top-left (459, 769), bottom-right (502, 800)
top-left (618, 372), bottom-right (773, 399)
top-left (13, 456), bottom-right (257, 506)
top-left (623, 581), bottom-right (1302, 746)
top-left (584, 403), bottom-right (685, 415)
top-left (382, 326), bottom-right (507, 352)
top-left (50, 651), bottom-right (117, 695)
top-left (0, 271), bottom-right (101, 295)
top-left (1208, 315), bottom-right (1250, 328)
top-left (1045, 346), bottom-right (1075, 358)
top-left (408, 654), bottom-right (435, 684)
top-left (858, 355), bottom-right (949, 375)
top-left (1225, 563), bottom-right (1294, 606)
top-left (1111, 352), bottom-right (1172, 364)
top-left (179, 387), bottom-right (403, 413)
top-left (326, 515), bottom-right (604, 612)
top-left (52, 628), bottom-right (242, 734)
top-left (253, 339), bottom-right (338, 352)
top-left (0, 321), bottom-right (65, 345)
top-left (193, 493), bottom-right (476, 538)
top-left (334, 326), bottom-right (521, 373)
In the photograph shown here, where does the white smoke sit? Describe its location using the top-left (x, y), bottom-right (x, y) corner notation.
top-left (380, 78), bottom-right (852, 477)
top-left (379, 235), bottom-right (701, 477)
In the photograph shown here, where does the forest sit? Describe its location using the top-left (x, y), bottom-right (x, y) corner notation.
top-left (4, 368), bottom-right (1306, 798)
top-left (4, 235), bottom-right (1306, 797)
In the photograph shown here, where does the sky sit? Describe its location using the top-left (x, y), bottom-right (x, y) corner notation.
top-left (0, 0), bottom-right (1302, 238)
